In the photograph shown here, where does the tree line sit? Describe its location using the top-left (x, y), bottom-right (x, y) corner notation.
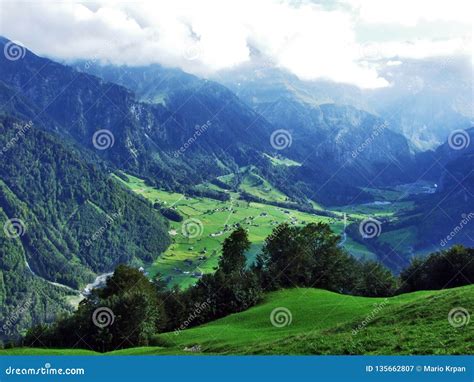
top-left (22, 223), bottom-right (473, 352)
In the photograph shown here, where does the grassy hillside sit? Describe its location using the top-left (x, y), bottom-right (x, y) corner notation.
top-left (2, 285), bottom-right (472, 355)
top-left (155, 286), bottom-right (473, 355)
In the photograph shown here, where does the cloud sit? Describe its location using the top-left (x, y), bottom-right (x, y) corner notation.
top-left (0, 0), bottom-right (471, 88)
top-left (359, 38), bottom-right (470, 61)
top-left (346, 0), bottom-right (473, 26)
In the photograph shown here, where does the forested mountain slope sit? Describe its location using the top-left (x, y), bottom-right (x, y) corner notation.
top-left (0, 115), bottom-right (170, 337)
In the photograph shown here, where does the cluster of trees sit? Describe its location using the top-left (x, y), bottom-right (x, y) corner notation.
top-left (155, 206), bottom-right (183, 222)
top-left (399, 245), bottom-right (474, 292)
top-left (22, 223), bottom-right (473, 352)
top-left (24, 265), bottom-right (165, 353)
top-left (186, 186), bottom-right (230, 202)
top-left (239, 191), bottom-right (333, 217)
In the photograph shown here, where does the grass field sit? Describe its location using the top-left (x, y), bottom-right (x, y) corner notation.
top-left (3, 285), bottom-right (472, 355)
top-left (113, 172), bottom-right (377, 288)
top-left (154, 285), bottom-right (474, 355)
top-left (263, 153), bottom-right (302, 167)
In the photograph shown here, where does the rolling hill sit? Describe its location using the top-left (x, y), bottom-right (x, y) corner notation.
top-left (153, 285), bottom-right (474, 355)
top-left (3, 285), bottom-right (472, 355)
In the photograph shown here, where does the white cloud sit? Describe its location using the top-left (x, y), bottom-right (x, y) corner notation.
top-left (0, 0), bottom-right (470, 88)
top-left (386, 60), bottom-right (402, 66)
top-left (359, 38), bottom-right (471, 61)
top-left (347, 0), bottom-right (473, 26)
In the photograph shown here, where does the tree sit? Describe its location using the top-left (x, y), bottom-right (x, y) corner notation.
top-left (170, 228), bottom-right (261, 327)
top-left (398, 257), bottom-right (429, 293)
top-left (258, 223), bottom-right (355, 292)
top-left (353, 260), bottom-right (397, 297)
top-left (219, 227), bottom-right (250, 274)
top-left (399, 245), bottom-right (474, 292)
top-left (25, 265), bottom-right (167, 352)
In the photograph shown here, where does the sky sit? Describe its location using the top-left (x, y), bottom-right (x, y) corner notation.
top-left (0, 0), bottom-right (472, 88)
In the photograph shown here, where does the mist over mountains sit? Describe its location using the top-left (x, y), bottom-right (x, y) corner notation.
top-left (215, 55), bottom-right (473, 151)
top-left (0, 36), bottom-right (472, 340)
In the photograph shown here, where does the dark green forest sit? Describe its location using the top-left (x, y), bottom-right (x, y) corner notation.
top-left (0, 116), bottom-right (170, 339)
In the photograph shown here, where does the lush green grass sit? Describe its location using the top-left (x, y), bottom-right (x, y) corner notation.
top-left (379, 227), bottom-right (418, 252)
top-left (155, 287), bottom-right (473, 355)
top-left (238, 169), bottom-right (290, 203)
top-left (331, 200), bottom-right (414, 219)
top-left (4, 285), bottom-right (472, 355)
top-left (263, 153), bottom-right (302, 167)
top-left (0, 348), bottom-right (98, 355)
top-left (113, 173), bottom-right (373, 288)
top-left (266, 286), bottom-right (474, 355)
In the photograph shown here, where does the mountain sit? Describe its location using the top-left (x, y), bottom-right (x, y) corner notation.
top-left (378, 128), bottom-right (474, 253)
top-left (414, 128), bottom-right (474, 249)
top-left (81, 63), bottom-right (415, 205)
top-left (0, 37), bottom-right (282, 338)
top-left (0, 114), bottom-right (170, 339)
top-left (368, 57), bottom-right (473, 150)
top-left (253, 100), bottom-right (414, 188)
top-left (0, 38), bottom-right (277, 194)
top-left (215, 58), bottom-right (473, 151)
top-left (213, 60), bottom-right (370, 111)
top-left (1, 36), bottom-right (470, 340)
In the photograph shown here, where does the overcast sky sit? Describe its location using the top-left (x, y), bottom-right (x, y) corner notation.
top-left (0, 0), bottom-right (472, 88)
